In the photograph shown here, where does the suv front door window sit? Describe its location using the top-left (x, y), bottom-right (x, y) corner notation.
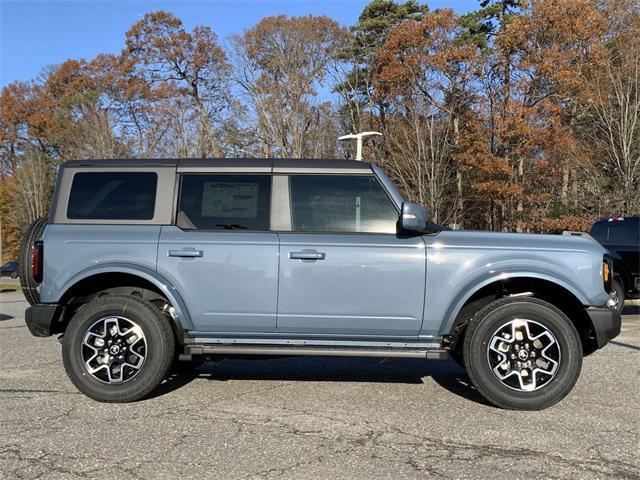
top-left (290, 175), bottom-right (398, 234)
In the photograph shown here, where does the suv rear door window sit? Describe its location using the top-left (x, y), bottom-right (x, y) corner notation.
top-left (289, 175), bottom-right (398, 234)
top-left (178, 174), bottom-right (271, 230)
top-left (608, 219), bottom-right (640, 246)
top-left (67, 172), bottom-right (157, 220)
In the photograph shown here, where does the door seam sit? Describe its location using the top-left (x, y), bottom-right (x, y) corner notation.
top-left (275, 232), bottom-right (281, 331)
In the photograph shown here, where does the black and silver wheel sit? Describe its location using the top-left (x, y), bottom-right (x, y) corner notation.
top-left (611, 278), bottom-right (625, 314)
top-left (81, 316), bottom-right (148, 384)
top-left (486, 318), bottom-right (560, 391)
top-left (62, 295), bottom-right (175, 402)
top-left (463, 297), bottom-right (582, 410)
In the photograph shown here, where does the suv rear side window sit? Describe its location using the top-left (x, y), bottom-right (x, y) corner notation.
top-left (178, 175), bottom-right (271, 231)
top-left (67, 172), bottom-right (157, 220)
top-left (290, 175), bottom-right (398, 234)
top-left (607, 219), bottom-right (640, 246)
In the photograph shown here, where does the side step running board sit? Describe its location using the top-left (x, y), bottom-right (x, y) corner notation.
top-left (180, 344), bottom-right (449, 360)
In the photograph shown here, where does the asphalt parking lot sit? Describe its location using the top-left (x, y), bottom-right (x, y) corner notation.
top-left (1, 290), bottom-right (639, 480)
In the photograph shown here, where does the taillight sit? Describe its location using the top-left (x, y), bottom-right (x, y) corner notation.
top-left (31, 240), bottom-right (43, 283)
top-left (603, 256), bottom-right (612, 293)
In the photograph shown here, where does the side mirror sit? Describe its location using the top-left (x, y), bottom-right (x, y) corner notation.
top-left (400, 202), bottom-right (428, 233)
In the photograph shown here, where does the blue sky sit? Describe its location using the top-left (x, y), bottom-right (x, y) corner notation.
top-left (0, 0), bottom-right (479, 87)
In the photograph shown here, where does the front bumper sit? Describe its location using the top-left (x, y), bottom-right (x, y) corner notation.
top-left (25, 304), bottom-right (65, 337)
top-left (586, 306), bottom-right (621, 349)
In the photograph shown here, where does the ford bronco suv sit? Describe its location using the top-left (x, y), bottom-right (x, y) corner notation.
top-left (21, 158), bottom-right (621, 410)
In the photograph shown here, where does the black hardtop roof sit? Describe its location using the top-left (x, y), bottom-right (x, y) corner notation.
top-left (62, 157), bottom-right (372, 171)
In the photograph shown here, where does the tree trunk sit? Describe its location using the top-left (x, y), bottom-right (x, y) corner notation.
top-left (453, 116), bottom-right (463, 229)
top-left (561, 161), bottom-right (569, 207)
top-left (516, 156), bottom-right (524, 233)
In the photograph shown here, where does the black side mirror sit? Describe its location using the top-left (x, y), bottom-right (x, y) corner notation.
top-left (399, 202), bottom-right (428, 232)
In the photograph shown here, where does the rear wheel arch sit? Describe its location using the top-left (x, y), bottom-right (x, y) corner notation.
top-left (54, 267), bottom-right (194, 338)
top-left (445, 276), bottom-right (598, 356)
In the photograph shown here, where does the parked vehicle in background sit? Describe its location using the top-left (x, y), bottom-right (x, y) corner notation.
top-left (20, 158), bottom-right (620, 410)
top-left (590, 216), bottom-right (640, 312)
top-left (0, 261), bottom-right (18, 278)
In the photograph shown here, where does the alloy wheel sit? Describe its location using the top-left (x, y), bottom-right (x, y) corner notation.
top-left (81, 316), bottom-right (147, 384)
top-left (487, 319), bottom-right (561, 392)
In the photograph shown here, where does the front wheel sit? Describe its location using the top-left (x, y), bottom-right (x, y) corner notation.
top-left (611, 278), bottom-right (625, 314)
top-left (463, 297), bottom-right (582, 410)
top-left (62, 295), bottom-right (175, 402)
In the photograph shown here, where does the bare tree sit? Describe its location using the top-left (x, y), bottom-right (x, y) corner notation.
top-left (588, 36), bottom-right (640, 214)
top-left (232, 15), bottom-right (347, 158)
top-left (6, 149), bottom-right (54, 231)
top-left (125, 11), bottom-right (231, 157)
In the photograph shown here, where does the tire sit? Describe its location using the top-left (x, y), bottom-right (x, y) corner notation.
top-left (449, 349), bottom-right (465, 369)
top-left (449, 328), bottom-right (466, 370)
top-left (612, 278), bottom-right (625, 314)
top-left (62, 295), bottom-right (175, 403)
top-left (463, 297), bottom-right (582, 410)
top-left (11, 271), bottom-right (18, 279)
top-left (18, 217), bottom-right (48, 305)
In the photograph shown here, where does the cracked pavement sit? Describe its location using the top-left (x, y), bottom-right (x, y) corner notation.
top-left (1, 290), bottom-right (639, 480)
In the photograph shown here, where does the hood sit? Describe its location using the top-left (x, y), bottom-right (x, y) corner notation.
top-left (427, 230), bottom-right (607, 256)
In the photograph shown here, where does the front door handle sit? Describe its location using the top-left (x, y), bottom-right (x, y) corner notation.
top-left (289, 250), bottom-right (326, 261)
top-left (168, 248), bottom-right (203, 258)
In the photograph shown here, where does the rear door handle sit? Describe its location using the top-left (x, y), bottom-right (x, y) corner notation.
top-left (168, 249), bottom-right (203, 258)
top-left (289, 250), bottom-right (326, 261)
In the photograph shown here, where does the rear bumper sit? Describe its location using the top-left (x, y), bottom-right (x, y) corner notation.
top-left (586, 306), bottom-right (621, 349)
top-left (25, 304), bottom-right (65, 337)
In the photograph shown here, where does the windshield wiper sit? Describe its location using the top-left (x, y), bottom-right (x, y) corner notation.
top-left (216, 224), bottom-right (248, 230)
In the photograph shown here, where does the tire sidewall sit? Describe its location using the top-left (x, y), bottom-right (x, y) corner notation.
top-left (63, 298), bottom-right (173, 402)
top-left (465, 300), bottom-right (582, 410)
top-left (612, 279), bottom-right (625, 314)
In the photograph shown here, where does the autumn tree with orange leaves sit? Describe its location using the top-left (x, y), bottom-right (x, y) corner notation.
top-left (375, 8), bottom-right (480, 225)
top-left (2, 1), bottom-right (640, 260)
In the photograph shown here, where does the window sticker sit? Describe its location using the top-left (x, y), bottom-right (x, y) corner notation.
top-left (201, 182), bottom-right (259, 219)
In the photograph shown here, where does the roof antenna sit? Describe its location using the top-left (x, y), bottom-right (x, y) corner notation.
top-left (338, 131), bottom-right (382, 161)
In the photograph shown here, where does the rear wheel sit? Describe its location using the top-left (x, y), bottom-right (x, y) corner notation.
top-left (62, 295), bottom-right (175, 402)
top-left (18, 217), bottom-right (48, 305)
top-left (463, 297), bottom-right (582, 410)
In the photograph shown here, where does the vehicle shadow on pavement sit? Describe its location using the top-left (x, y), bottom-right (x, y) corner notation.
top-left (623, 304), bottom-right (640, 315)
top-left (150, 357), bottom-right (491, 406)
top-left (0, 313), bottom-right (14, 321)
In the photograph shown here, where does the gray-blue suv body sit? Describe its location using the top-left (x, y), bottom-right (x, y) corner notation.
top-left (22, 158), bottom-right (621, 409)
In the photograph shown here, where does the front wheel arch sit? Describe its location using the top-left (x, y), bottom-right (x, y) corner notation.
top-left (445, 277), bottom-right (598, 356)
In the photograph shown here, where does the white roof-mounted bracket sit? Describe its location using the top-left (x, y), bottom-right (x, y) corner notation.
top-left (338, 131), bottom-right (382, 161)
